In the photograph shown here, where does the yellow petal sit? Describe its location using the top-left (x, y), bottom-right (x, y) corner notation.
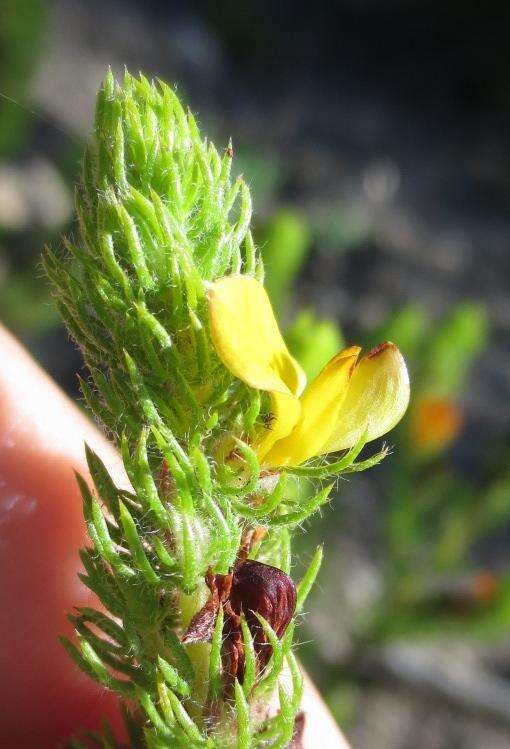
top-left (208, 275), bottom-right (306, 396)
top-left (321, 342), bottom-right (410, 453)
top-left (263, 346), bottom-right (361, 467)
top-left (255, 390), bottom-right (302, 461)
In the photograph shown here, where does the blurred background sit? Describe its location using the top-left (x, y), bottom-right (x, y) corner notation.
top-left (2, 1), bottom-right (510, 746)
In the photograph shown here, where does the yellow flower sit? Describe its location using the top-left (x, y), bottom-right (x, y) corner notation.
top-left (208, 275), bottom-right (410, 468)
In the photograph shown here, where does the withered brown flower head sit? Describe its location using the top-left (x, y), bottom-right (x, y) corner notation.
top-left (183, 559), bottom-right (296, 688)
top-left (227, 560), bottom-right (296, 663)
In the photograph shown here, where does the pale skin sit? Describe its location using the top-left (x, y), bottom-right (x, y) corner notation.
top-left (0, 323), bottom-right (349, 748)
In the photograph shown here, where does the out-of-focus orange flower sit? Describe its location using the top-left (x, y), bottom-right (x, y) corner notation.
top-left (471, 571), bottom-right (499, 604)
top-left (410, 396), bottom-right (463, 456)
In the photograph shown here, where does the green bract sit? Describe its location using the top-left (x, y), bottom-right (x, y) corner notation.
top-left (45, 70), bottom-right (389, 748)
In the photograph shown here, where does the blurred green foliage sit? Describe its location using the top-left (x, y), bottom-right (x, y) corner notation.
top-left (260, 205), bottom-right (510, 672)
top-left (0, 1), bottom-right (66, 342)
top-left (258, 208), bottom-right (343, 380)
top-left (258, 209), bottom-right (311, 314)
top-left (286, 310), bottom-right (343, 381)
top-left (369, 301), bottom-right (489, 398)
top-left (0, 270), bottom-right (59, 333)
top-left (419, 303), bottom-right (488, 399)
top-left (0, 0), bottom-right (47, 157)
top-left (235, 148), bottom-right (286, 213)
top-left (311, 202), bottom-right (372, 253)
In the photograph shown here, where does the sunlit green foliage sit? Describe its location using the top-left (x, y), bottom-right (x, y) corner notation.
top-left (45, 71), bottom-right (383, 747)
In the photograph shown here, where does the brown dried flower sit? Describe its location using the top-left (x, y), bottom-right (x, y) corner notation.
top-left (182, 557), bottom-right (296, 688)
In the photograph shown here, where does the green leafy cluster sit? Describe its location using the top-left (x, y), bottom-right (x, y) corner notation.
top-left (44, 71), bottom-right (381, 748)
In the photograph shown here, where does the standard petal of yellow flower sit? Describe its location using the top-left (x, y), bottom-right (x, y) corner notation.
top-left (208, 275), bottom-right (306, 396)
top-left (263, 347), bottom-right (361, 467)
top-left (321, 342), bottom-right (410, 453)
top-left (254, 390), bottom-right (302, 461)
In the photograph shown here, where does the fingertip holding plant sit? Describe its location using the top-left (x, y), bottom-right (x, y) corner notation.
top-left (45, 69), bottom-right (410, 747)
